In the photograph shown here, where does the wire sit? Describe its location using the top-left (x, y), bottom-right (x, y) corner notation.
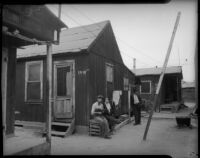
top-left (50, 5), bottom-right (158, 68)
top-left (45, 5), bottom-right (136, 72)
top-left (120, 50), bottom-right (152, 67)
top-left (65, 5), bottom-right (163, 65)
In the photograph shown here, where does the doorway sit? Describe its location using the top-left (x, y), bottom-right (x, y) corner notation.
top-left (53, 60), bottom-right (75, 120)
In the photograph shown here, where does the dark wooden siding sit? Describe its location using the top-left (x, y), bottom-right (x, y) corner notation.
top-left (16, 52), bottom-right (90, 126)
top-left (6, 47), bottom-right (16, 135)
top-left (182, 88), bottom-right (195, 102)
top-left (87, 23), bottom-right (135, 125)
top-left (139, 75), bottom-right (159, 101)
top-left (16, 58), bottom-right (46, 122)
top-left (138, 74), bottom-right (182, 110)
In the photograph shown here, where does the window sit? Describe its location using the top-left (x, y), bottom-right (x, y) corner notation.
top-left (106, 63), bottom-right (113, 83)
top-left (124, 77), bottom-right (129, 91)
top-left (56, 66), bottom-right (70, 96)
top-left (25, 61), bottom-right (43, 101)
top-left (140, 81), bottom-right (151, 94)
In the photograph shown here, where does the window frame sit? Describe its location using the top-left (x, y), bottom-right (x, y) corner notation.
top-left (140, 80), bottom-right (151, 94)
top-left (105, 63), bottom-right (114, 83)
top-left (123, 77), bottom-right (129, 91)
top-left (25, 60), bottom-right (43, 102)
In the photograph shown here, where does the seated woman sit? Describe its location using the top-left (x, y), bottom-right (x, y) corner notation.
top-left (103, 98), bottom-right (121, 132)
top-left (91, 95), bottom-right (111, 139)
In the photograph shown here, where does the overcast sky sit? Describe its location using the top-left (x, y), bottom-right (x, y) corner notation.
top-left (47, 0), bottom-right (197, 82)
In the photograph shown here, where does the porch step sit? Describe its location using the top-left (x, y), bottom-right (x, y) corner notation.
top-left (54, 118), bottom-right (73, 123)
top-left (52, 122), bottom-right (70, 126)
top-left (160, 102), bottom-right (181, 113)
top-left (51, 131), bottom-right (67, 137)
top-left (51, 119), bottom-right (75, 138)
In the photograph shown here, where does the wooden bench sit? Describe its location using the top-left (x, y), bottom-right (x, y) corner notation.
top-left (89, 120), bottom-right (102, 137)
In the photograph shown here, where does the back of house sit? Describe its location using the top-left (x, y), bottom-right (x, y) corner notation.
top-left (134, 66), bottom-right (183, 111)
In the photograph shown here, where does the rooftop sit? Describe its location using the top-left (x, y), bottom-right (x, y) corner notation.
top-left (134, 66), bottom-right (182, 76)
top-left (17, 20), bottom-right (109, 58)
top-left (182, 81), bottom-right (195, 88)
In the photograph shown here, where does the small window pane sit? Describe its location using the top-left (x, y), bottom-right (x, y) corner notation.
top-left (106, 65), bottom-right (113, 82)
top-left (141, 82), bottom-right (151, 93)
top-left (57, 66), bottom-right (70, 96)
top-left (27, 82), bottom-right (40, 100)
top-left (124, 77), bottom-right (129, 91)
top-left (28, 64), bottom-right (41, 81)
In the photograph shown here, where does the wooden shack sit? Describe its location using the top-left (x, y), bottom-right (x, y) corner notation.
top-left (135, 66), bottom-right (183, 111)
top-left (2, 5), bottom-right (66, 155)
top-left (16, 21), bottom-right (135, 134)
top-left (182, 81), bottom-right (195, 102)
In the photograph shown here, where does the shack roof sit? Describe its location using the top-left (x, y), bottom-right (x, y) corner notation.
top-left (17, 21), bottom-right (109, 58)
top-left (134, 66), bottom-right (182, 76)
top-left (182, 81), bottom-right (195, 88)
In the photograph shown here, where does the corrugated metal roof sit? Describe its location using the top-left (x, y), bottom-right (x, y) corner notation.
top-left (17, 20), bottom-right (109, 58)
top-left (134, 66), bottom-right (182, 76)
top-left (182, 81), bottom-right (195, 88)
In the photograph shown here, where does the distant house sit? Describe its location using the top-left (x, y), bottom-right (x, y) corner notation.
top-left (134, 66), bottom-right (183, 110)
top-left (182, 81), bottom-right (195, 102)
top-left (16, 21), bottom-right (135, 134)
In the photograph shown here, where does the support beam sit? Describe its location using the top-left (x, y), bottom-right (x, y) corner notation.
top-left (128, 86), bottom-right (131, 121)
top-left (143, 12), bottom-right (181, 141)
top-left (2, 48), bottom-right (8, 155)
top-left (46, 43), bottom-right (52, 145)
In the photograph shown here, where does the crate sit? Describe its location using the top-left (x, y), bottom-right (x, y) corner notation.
top-left (89, 120), bottom-right (102, 137)
top-left (176, 116), bottom-right (191, 128)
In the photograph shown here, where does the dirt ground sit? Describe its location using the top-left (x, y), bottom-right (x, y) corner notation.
top-left (51, 103), bottom-right (198, 157)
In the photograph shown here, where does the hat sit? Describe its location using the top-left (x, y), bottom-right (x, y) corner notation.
top-left (97, 95), bottom-right (104, 99)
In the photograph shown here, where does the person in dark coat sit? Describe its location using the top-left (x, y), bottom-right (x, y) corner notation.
top-left (103, 97), bottom-right (120, 133)
top-left (131, 86), bottom-right (142, 125)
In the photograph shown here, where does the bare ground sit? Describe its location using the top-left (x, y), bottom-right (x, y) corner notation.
top-left (51, 114), bottom-right (198, 157)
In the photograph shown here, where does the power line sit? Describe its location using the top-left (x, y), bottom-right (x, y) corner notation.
top-left (51, 5), bottom-right (98, 38)
top-left (50, 5), bottom-right (158, 68)
top-left (120, 50), bottom-right (152, 67)
top-left (66, 5), bottom-right (163, 65)
top-left (48, 5), bottom-right (136, 71)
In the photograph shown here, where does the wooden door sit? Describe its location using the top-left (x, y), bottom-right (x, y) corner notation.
top-left (54, 61), bottom-right (74, 119)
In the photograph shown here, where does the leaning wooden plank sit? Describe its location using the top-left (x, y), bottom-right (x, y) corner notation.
top-left (114, 118), bottom-right (129, 131)
top-left (143, 12), bottom-right (181, 140)
top-left (64, 119), bottom-right (75, 137)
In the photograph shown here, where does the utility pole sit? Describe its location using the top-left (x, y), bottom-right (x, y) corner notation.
top-left (58, 4), bottom-right (61, 19)
top-left (46, 43), bottom-right (53, 151)
top-left (143, 12), bottom-right (181, 141)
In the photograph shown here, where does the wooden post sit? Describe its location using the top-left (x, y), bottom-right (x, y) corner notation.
top-left (176, 76), bottom-right (179, 101)
top-left (143, 12), bottom-right (181, 141)
top-left (2, 48), bottom-right (8, 155)
top-left (46, 43), bottom-right (52, 145)
top-left (128, 85), bottom-right (131, 121)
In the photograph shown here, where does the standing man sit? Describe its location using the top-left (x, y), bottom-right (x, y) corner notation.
top-left (131, 86), bottom-right (142, 125)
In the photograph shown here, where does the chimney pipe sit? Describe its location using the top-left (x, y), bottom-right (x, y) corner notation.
top-left (133, 58), bottom-right (136, 73)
